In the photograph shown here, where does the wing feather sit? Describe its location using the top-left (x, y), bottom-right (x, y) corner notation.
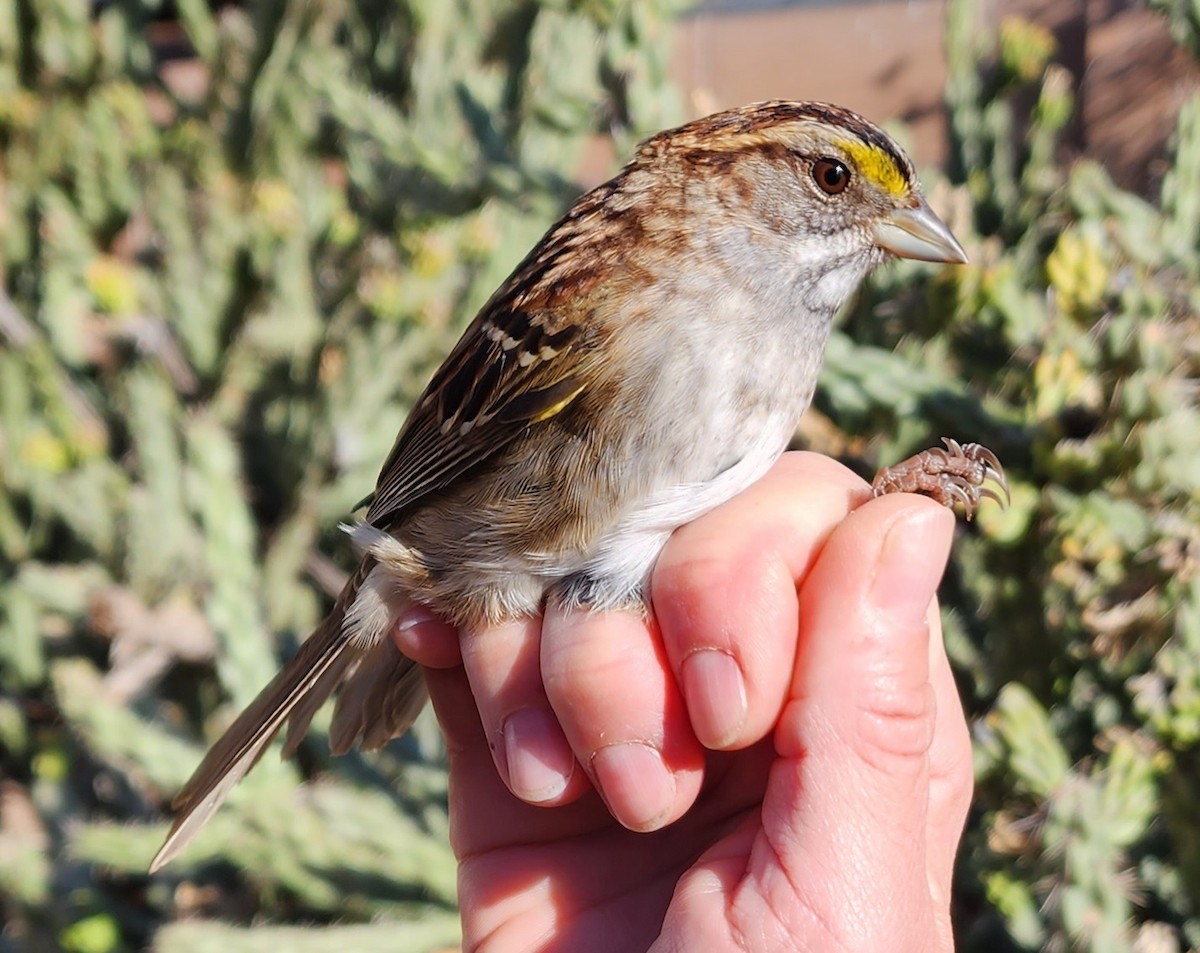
top-left (365, 301), bottom-right (588, 527)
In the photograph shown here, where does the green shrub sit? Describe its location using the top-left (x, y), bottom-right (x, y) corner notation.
top-left (2, 1), bottom-right (1197, 950)
top-left (0, 2), bottom-right (683, 949)
top-left (828, 2), bottom-right (1199, 948)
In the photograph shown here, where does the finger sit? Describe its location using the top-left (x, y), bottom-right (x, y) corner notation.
top-left (391, 605), bottom-right (590, 805)
top-left (653, 452), bottom-right (868, 750)
top-left (424, 660), bottom-right (486, 754)
top-left (740, 494), bottom-right (956, 950)
top-left (391, 604), bottom-right (463, 669)
top-left (423, 664), bottom-right (571, 857)
top-left (455, 616), bottom-right (589, 806)
top-left (925, 611), bottom-right (973, 923)
top-left (541, 603), bottom-right (705, 833)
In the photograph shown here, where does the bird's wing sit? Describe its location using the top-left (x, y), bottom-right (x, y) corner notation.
top-left (363, 298), bottom-right (590, 527)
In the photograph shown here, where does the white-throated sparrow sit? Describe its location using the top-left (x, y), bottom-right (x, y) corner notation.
top-left (152, 100), bottom-right (996, 871)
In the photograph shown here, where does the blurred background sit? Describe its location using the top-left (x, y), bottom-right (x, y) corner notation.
top-left (1, 1), bottom-right (1198, 950)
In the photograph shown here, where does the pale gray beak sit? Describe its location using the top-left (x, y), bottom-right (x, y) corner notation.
top-left (873, 200), bottom-right (968, 264)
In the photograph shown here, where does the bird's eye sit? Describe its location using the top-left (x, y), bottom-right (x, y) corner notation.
top-left (812, 157), bottom-right (851, 195)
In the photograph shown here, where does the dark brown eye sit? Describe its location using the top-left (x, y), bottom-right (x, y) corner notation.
top-left (812, 157), bottom-right (851, 195)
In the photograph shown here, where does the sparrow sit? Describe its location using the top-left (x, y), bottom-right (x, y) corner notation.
top-left (151, 100), bottom-right (982, 872)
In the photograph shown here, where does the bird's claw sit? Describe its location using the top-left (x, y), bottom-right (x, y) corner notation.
top-left (871, 437), bottom-right (1010, 520)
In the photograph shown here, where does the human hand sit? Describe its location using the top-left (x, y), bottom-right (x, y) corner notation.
top-left (394, 452), bottom-right (971, 952)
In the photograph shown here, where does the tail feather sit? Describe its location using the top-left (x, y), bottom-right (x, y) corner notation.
top-left (329, 638), bottom-right (428, 755)
top-left (150, 561), bottom-right (375, 873)
top-left (281, 649), bottom-right (359, 758)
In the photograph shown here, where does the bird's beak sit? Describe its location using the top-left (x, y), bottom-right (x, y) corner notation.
top-left (873, 199), bottom-right (968, 264)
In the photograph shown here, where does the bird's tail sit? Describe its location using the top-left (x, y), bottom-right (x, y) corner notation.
top-left (151, 561), bottom-right (377, 873)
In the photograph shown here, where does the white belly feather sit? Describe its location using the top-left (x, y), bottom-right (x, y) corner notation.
top-left (564, 403), bottom-right (798, 605)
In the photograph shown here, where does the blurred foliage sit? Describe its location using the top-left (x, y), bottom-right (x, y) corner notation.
top-left (0, 1), bottom-right (683, 950)
top-left (2, 0), bottom-right (1198, 952)
top-left (1154, 0), bottom-right (1200, 59)
top-left (827, 1), bottom-right (1200, 950)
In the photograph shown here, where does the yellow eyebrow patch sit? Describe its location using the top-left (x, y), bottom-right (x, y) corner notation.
top-left (835, 139), bottom-right (909, 196)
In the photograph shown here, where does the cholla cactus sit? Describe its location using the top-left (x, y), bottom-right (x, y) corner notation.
top-left (822, 2), bottom-right (1200, 950)
top-left (5, 1), bottom-right (1200, 951)
top-left (0, 3), bottom-right (684, 949)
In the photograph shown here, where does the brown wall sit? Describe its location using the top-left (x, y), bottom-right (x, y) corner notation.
top-left (671, 0), bottom-right (1198, 194)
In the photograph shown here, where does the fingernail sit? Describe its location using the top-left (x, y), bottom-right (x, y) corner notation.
top-left (681, 649), bottom-right (747, 748)
top-left (397, 604), bottom-right (448, 636)
top-left (393, 604), bottom-right (458, 654)
top-left (501, 709), bottom-right (575, 803)
top-left (591, 742), bottom-right (674, 832)
top-left (869, 507), bottom-right (953, 627)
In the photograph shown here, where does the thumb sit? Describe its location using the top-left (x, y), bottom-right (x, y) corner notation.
top-left (748, 494), bottom-right (956, 952)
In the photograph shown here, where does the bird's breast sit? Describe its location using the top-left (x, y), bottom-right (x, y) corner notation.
top-left (389, 293), bottom-right (832, 627)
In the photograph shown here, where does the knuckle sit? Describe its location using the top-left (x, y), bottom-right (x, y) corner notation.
top-left (854, 677), bottom-right (937, 773)
top-left (653, 551), bottom-right (728, 617)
